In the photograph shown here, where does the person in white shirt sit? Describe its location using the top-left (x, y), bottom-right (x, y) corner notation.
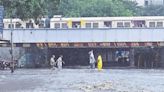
top-left (50, 55), bottom-right (56, 69)
top-left (89, 50), bottom-right (96, 69)
top-left (56, 55), bottom-right (65, 69)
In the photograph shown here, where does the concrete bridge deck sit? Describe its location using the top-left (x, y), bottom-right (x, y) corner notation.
top-left (1, 28), bottom-right (164, 48)
top-left (2, 28), bottom-right (164, 43)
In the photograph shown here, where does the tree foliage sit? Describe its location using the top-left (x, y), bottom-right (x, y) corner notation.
top-left (122, 0), bottom-right (143, 16)
top-left (1, 0), bottom-right (164, 19)
top-left (58, 0), bottom-right (135, 17)
top-left (142, 5), bottom-right (164, 16)
top-left (0, 0), bottom-right (59, 20)
top-left (57, 0), bottom-right (164, 17)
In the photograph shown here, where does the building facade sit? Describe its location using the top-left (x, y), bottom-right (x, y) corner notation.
top-left (127, 0), bottom-right (164, 6)
top-left (144, 0), bottom-right (164, 6)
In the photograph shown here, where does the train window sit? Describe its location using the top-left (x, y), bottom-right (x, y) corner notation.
top-left (104, 21), bottom-right (112, 28)
top-left (117, 22), bottom-right (123, 28)
top-left (157, 22), bottom-right (163, 28)
top-left (26, 23), bottom-right (34, 28)
top-left (26, 20), bottom-right (34, 28)
top-left (133, 21), bottom-right (145, 28)
top-left (39, 20), bottom-right (44, 28)
top-left (45, 18), bottom-right (50, 28)
top-left (93, 23), bottom-right (99, 28)
top-left (72, 22), bottom-right (81, 28)
top-left (54, 23), bottom-right (60, 29)
top-left (124, 22), bottom-right (130, 28)
top-left (15, 22), bottom-right (22, 28)
top-left (62, 23), bottom-right (68, 28)
top-left (86, 23), bottom-right (91, 28)
top-left (149, 22), bottom-right (155, 28)
top-left (8, 24), bottom-right (14, 28)
top-left (39, 24), bottom-right (44, 28)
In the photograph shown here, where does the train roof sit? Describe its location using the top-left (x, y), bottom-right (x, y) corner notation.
top-left (51, 16), bottom-right (164, 21)
top-left (3, 16), bottom-right (164, 22)
top-left (3, 18), bottom-right (37, 23)
top-left (3, 18), bottom-right (22, 23)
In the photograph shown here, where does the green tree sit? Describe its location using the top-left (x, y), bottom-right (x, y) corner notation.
top-left (122, 0), bottom-right (143, 16)
top-left (45, 0), bottom-right (60, 17)
top-left (0, 0), bottom-right (59, 20)
top-left (143, 5), bottom-right (164, 16)
top-left (58, 0), bottom-right (135, 17)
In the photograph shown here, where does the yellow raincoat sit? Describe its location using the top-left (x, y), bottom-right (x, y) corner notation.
top-left (97, 55), bottom-right (103, 70)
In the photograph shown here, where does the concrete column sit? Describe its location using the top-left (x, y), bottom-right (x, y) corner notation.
top-left (129, 48), bottom-right (135, 67)
top-left (160, 48), bottom-right (164, 68)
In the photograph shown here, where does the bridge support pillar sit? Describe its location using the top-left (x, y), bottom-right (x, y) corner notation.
top-left (129, 48), bottom-right (135, 67)
top-left (160, 48), bottom-right (164, 68)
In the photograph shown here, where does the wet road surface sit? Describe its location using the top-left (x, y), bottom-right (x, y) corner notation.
top-left (0, 69), bottom-right (164, 92)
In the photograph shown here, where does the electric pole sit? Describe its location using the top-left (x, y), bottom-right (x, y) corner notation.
top-left (10, 8), bottom-right (16, 73)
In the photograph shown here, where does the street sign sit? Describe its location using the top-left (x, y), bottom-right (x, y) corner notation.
top-left (0, 6), bottom-right (4, 33)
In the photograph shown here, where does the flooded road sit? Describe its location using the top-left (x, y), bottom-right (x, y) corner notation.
top-left (0, 69), bottom-right (164, 92)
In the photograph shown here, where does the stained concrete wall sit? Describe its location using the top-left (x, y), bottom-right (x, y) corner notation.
top-left (0, 47), bottom-right (164, 68)
top-left (0, 47), bottom-right (25, 61)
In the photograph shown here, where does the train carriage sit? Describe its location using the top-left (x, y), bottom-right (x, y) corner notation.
top-left (50, 16), bottom-right (164, 29)
top-left (3, 19), bottom-right (38, 29)
top-left (2, 16), bottom-right (164, 29)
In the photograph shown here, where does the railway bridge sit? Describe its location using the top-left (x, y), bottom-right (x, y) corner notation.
top-left (1, 28), bottom-right (164, 68)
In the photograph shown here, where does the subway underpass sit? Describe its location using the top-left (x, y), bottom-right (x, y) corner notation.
top-left (17, 47), bottom-right (163, 69)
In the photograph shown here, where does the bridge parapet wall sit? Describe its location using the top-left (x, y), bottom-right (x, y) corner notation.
top-left (2, 28), bottom-right (164, 43)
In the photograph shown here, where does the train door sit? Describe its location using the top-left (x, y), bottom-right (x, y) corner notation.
top-left (72, 21), bottom-right (81, 28)
top-left (26, 20), bottom-right (34, 28)
top-left (15, 22), bottom-right (22, 28)
top-left (8, 24), bottom-right (14, 29)
top-left (104, 21), bottom-right (112, 28)
top-left (80, 20), bottom-right (85, 28)
top-left (67, 20), bottom-right (72, 28)
top-left (38, 20), bottom-right (45, 28)
top-left (133, 20), bottom-right (146, 28)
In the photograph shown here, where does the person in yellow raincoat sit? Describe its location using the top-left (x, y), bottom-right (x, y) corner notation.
top-left (97, 55), bottom-right (103, 71)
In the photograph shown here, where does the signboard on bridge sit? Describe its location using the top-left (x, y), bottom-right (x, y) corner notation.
top-left (0, 42), bottom-right (163, 47)
top-left (0, 6), bottom-right (4, 33)
top-left (35, 42), bottom-right (161, 48)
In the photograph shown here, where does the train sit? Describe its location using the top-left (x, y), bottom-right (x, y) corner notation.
top-left (3, 15), bottom-right (164, 29)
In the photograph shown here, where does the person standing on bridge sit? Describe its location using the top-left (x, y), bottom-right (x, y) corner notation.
top-left (89, 50), bottom-right (96, 69)
top-left (50, 55), bottom-right (56, 70)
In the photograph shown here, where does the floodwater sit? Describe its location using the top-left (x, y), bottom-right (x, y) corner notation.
top-left (0, 69), bottom-right (164, 92)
